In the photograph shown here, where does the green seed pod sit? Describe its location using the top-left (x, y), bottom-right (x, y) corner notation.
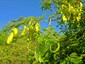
top-left (7, 32), bottom-right (14, 44)
top-left (50, 43), bottom-right (60, 53)
top-left (12, 28), bottom-right (18, 37)
top-left (21, 26), bottom-right (27, 36)
top-left (35, 23), bottom-right (40, 32)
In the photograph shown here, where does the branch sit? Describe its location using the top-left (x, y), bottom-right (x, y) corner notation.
top-left (48, 19), bottom-right (52, 26)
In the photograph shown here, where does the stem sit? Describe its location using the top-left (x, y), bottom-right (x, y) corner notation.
top-left (48, 19), bottom-right (52, 26)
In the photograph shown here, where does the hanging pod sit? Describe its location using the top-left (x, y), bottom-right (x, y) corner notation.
top-left (80, 2), bottom-right (83, 12)
top-left (11, 27), bottom-right (18, 37)
top-left (76, 13), bottom-right (81, 21)
top-left (50, 43), bottom-right (60, 53)
top-left (68, 3), bottom-right (76, 13)
top-left (28, 21), bottom-right (31, 25)
top-left (29, 26), bottom-right (34, 40)
top-left (35, 23), bottom-right (40, 32)
top-left (21, 25), bottom-right (27, 36)
top-left (7, 32), bottom-right (14, 44)
top-left (62, 14), bottom-right (67, 23)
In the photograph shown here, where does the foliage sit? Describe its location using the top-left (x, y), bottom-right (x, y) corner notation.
top-left (61, 53), bottom-right (83, 64)
top-left (0, 37), bottom-right (29, 64)
top-left (0, 0), bottom-right (85, 64)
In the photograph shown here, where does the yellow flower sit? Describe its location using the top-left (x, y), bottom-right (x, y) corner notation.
top-left (7, 32), bottom-right (14, 44)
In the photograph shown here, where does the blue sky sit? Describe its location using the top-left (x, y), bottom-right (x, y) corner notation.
top-left (0, 0), bottom-right (59, 31)
top-left (0, 0), bottom-right (42, 28)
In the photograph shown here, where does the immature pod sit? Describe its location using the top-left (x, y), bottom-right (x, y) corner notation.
top-left (12, 28), bottom-right (18, 37)
top-left (28, 21), bottom-right (31, 26)
top-left (35, 23), bottom-right (40, 32)
top-left (7, 32), bottom-right (14, 44)
top-left (29, 26), bottom-right (34, 40)
top-left (29, 26), bottom-right (33, 30)
top-left (50, 43), bottom-right (60, 53)
top-left (27, 38), bottom-right (29, 41)
top-left (27, 27), bottom-right (29, 31)
top-left (21, 26), bottom-right (27, 36)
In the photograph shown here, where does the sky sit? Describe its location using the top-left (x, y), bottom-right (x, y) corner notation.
top-left (0, 0), bottom-right (59, 31)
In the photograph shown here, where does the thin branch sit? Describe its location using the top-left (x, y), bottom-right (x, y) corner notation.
top-left (48, 19), bottom-right (52, 26)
